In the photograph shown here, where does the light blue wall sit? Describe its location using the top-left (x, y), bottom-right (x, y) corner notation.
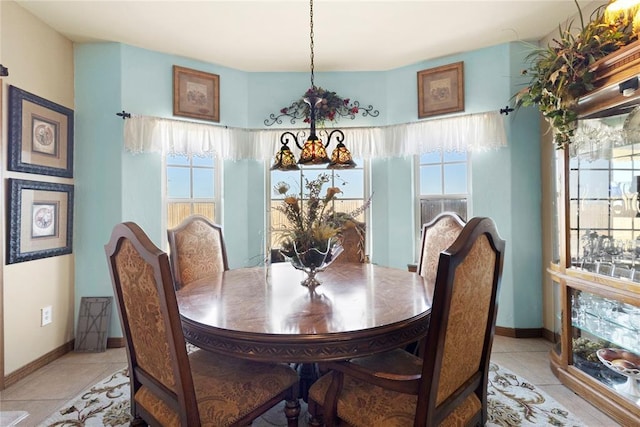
top-left (378, 44), bottom-right (526, 276)
top-left (74, 41), bottom-right (542, 333)
top-left (247, 71), bottom-right (387, 128)
top-left (74, 43), bottom-right (125, 337)
top-left (370, 157), bottom-right (415, 266)
top-left (120, 45), bottom-right (249, 127)
top-left (504, 42), bottom-right (543, 328)
top-left (221, 159), bottom-right (267, 266)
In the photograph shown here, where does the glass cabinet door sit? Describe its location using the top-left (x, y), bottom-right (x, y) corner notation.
top-left (570, 288), bottom-right (640, 404)
top-left (569, 108), bottom-right (640, 280)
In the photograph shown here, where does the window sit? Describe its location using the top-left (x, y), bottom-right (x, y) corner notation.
top-left (269, 162), bottom-right (367, 251)
top-left (165, 154), bottom-right (218, 229)
top-left (417, 151), bottom-right (469, 227)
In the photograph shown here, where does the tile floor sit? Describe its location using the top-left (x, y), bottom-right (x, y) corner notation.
top-left (0, 336), bottom-right (621, 426)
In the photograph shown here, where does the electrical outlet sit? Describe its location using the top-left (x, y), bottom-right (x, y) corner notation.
top-left (41, 306), bottom-right (52, 326)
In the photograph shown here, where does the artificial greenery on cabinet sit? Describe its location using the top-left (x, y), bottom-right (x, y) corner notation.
top-left (515, 1), bottom-right (636, 148)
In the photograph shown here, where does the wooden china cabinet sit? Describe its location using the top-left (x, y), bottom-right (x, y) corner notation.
top-left (548, 41), bottom-right (640, 425)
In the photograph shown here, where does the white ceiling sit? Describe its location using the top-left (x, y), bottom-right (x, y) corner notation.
top-left (16, 0), bottom-right (599, 72)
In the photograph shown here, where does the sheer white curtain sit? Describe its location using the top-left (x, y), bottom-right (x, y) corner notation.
top-left (124, 110), bottom-right (507, 159)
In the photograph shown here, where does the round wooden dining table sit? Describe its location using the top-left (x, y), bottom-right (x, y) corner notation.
top-left (177, 262), bottom-right (433, 364)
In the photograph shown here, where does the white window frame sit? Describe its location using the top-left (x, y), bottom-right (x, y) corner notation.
top-left (414, 152), bottom-right (471, 256)
top-left (163, 154), bottom-right (222, 249)
top-left (266, 160), bottom-right (371, 258)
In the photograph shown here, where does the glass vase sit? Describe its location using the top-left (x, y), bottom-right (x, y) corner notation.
top-left (283, 239), bottom-right (343, 289)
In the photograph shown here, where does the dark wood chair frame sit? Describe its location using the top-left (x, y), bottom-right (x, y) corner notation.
top-left (407, 211), bottom-right (466, 355)
top-left (310, 217), bottom-right (505, 427)
top-left (106, 222), bottom-right (299, 426)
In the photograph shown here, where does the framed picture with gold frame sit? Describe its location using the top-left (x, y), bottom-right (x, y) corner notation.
top-left (8, 85), bottom-right (74, 177)
top-left (173, 65), bottom-right (220, 122)
top-left (7, 179), bottom-right (74, 264)
top-left (417, 61), bottom-right (464, 118)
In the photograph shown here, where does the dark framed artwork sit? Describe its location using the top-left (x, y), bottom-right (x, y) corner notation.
top-left (173, 65), bottom-right (220, 122)
top-left (417, 61), bottom-right (464, 118)
top-left (8, 85), bottom-right (74, 177)
top-left (7, 179), bottom-right (74, 264)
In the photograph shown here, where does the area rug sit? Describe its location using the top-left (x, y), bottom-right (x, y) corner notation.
top-left (39, 362), bottom-right (584, 426)
top-left (0, 411), bottom-right (29, 427)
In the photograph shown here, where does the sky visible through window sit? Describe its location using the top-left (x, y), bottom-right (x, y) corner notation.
top-left (271, 164), bottom-right (365, 201)
top-left (166, 154), bottom-right (217, 229)
top-left (419, 151), bottom-right (467, 196)
top-left (167, 154), bottom-right (215, 199)
top-left (165, 155), bottom-right (366, 243)
top-left (270, 162), bottom-right (366, 249)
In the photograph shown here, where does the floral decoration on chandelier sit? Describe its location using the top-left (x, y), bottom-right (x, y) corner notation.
top-left (264, 86), bottom-right (380, 126)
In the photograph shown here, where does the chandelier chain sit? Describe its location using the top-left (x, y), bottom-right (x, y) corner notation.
top-left (309, 0), bottom-right (315, 88)
top-left (269, 0), bottom-right (366, 169)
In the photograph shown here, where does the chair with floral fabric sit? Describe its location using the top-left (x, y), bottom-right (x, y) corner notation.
top-left (105, 222), bottom-right (300, 427)
top-left (406, 212), bottom-right (466, 355)
top-left (307, 217), bottom-right (505, 427)
top-left (417, 212), bottom-right (466, 284)
top-left (332, 219), bottom-right (366, 264)
top-left (167, 214), bottom-right (229, 289)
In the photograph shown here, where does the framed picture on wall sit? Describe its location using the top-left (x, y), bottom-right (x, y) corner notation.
top-left (417, 61), bottom-right (464, 118)
top-left (173, 65), bottom-right (220, 122)
top-left (7, 179), bottom-right (74, 264)
top-left (8, 85), bottom-right (74, 177)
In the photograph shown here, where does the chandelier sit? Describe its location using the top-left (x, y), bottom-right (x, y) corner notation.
top-left (271, 0), bottom-right (359, 171)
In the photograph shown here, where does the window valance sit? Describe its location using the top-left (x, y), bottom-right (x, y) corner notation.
top-left (124, 111), bottom-right (507, 160)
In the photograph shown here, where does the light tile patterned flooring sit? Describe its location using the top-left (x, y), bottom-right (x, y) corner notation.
top-left (0, 336), bottom-right (621, 426)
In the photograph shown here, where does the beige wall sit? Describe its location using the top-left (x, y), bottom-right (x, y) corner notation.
top-left (1, 1), bottom-right (75, 375)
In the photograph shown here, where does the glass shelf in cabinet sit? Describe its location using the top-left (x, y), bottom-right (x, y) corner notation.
top-left (571, 293), bottom-right (640, 354)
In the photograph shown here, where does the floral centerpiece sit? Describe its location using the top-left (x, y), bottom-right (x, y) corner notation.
top-left (273, 173), bottom-right (371, 286)
top-left (264, 86), bottom-right (379, 126)
top-left (514, 2), bottom-right (636, 148)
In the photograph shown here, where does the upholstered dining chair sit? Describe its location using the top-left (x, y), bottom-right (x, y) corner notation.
top-left (417, 212), bottom-right (466, 284)
top-left (167, 214), bottom-right (229, 289)
top-left (105, 222), bottom-right (300, 427)
top-left (307, 217), bottom-right (505, 427)
top-left (332, 219), bottom-right (366, 264)
top-left (406, 212), bottom-right (466, 355)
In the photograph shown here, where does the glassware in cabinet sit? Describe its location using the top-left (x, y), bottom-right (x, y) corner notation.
top-left (570, 288), bottom-right (640, 405)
